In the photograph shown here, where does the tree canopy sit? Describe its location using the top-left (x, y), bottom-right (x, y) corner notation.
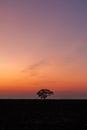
top-left (37, 89), bottom-right (54, 99)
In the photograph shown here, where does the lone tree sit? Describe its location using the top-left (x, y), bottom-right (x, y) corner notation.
top-left (37, 89), bottom-right (54, 99)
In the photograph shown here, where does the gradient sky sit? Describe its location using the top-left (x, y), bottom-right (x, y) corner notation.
top-left (0, 0), bottom-right (87, 98)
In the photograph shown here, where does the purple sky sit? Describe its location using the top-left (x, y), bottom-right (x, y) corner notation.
top-left (0, 0), bottom-right (87, 98)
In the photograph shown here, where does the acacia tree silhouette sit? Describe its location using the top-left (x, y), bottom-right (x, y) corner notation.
top-left (37, 89), bottom-right (54, 99)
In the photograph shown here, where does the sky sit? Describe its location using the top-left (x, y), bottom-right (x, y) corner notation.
top-left (0, 0), bottom-right (87, 99)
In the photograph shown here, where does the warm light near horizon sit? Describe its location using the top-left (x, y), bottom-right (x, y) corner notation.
top-left (0, 1), bottom-right (87, 98)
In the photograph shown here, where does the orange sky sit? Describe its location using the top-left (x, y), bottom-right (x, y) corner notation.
top-left (0, 0), bottom-right (87, 98)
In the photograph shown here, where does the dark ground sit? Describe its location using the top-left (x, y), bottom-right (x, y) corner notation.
top-left (0, 100), bottom-right (87, 129)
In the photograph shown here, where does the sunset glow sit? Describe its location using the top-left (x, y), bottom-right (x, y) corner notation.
top-left (0, 0), bottom-right (87, 98)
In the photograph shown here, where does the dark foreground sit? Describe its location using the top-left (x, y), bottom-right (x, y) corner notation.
top-left (0, 100), bottom-right (87, 129)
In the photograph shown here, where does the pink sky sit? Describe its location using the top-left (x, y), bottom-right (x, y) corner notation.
top-left (0, 0), bottom-right (87, 98)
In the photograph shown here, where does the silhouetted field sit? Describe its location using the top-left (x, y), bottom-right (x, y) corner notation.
top-left (0, 100), bottom-right (87, 129)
